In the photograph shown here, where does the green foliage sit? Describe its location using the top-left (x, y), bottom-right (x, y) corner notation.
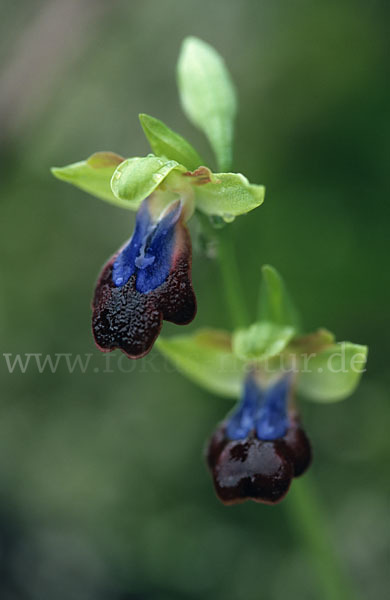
top-left (177, 36), bottom-right (237, 171)
top-left (139, 113), bottom-right (204, 171)
top-left (51, 151), bottom-right (123, 204)
top-left (156, 330), bottom-right (245, 398)
top-left (258, 265), bottom-right (301, 330)
top-left (297, 342), bottom-right (368, 402)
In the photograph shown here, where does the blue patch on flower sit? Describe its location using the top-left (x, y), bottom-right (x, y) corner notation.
top-left (112, 199), bottom-right (182, 294)
top-left (256, 375), bottom-right (289, 440)
top-left (226, 373), bottom-right (262, 440)
top-left (226, 372), bottom-right (289, 441)
top-left (92, 195), bottom-right (196, 359)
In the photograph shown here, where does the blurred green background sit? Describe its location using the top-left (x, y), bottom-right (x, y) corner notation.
top-left (0, 0), bottom-right (388, 598)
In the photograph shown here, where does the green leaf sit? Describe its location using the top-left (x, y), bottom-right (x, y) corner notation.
top-left (110, 155), bottom-right (184, 209)
top-left (139, 113), bottom-right (204, 171)
top-left (297, 342), bottom-right (368, 402)
top-left (156, 329), bottom-right (245, 398)
top-left (189, 168), bottom-right (265, 219)
top-left (233, 322), bottom-right (296, 362)
top-left (177, 37), bottom-right (237, 172)
top-left (258, 265), bottom-right (301, 330)
top-left (51, 151), bottom-right (124, 204)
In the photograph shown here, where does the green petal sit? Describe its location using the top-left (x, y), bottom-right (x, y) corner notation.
top-left (233, 322), bottom-right (296, 362)
top-left (288, 329), bottom-right (335, 355)
top-left (156, 329), bottom-right (245, 398)
top-left (51, 151), bottom-right (124, 205)
top-left (190, 169), bottom-right (265, 219)
top-left (110, 155), bottom-right (184, 209)
top-left (139, 113), bottom-right (204, 171)
top-left (297, 342), bottom-right (368, 402)
top-left (258, 265), bottom-right (301, 330)
top-left (177, 37), bottom-right (237, 172)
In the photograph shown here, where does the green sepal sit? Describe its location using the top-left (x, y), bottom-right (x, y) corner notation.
top-left (110, 155), bottom-right (185, 210)
top-left (139, 114), bottom-right (204, 171)
top-left (187, 167), bottom-right (265, 219)
top-left (233, 322), bottom-right (296, 362)
top-left (156, 329), bottom-right (245, 399)
top-left (296, 342), bottom-right (368, 402)
top-left (177, 37), bottom-right (237, 172)
top-left (51, 151), bottom-right (124, 205)
top-left (258, 265), bottom-right (301, 331)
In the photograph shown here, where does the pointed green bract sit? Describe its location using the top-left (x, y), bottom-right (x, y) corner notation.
top-left (191, 169), bottom-right (265, 218)
top-left (297, 342), bottom-right (368, 402)
top-left (258, 265), bottom-right (301, 330)
top-left (233, 322), bottom-right (296, 362)
top-left (177, 37), bottom-right (237, 172)
top-left (156, 330), bottom-right (245, 399)
top-left (51, 151), bottom-right (124, 205)
top-left (139, 114), bottom-right (204, 171)
top-left (110, 155), bottom-right (184, 210)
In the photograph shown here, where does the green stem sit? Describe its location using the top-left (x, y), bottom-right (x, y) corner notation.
top-left (215, 235), bottom-right (358, 600)
top-left (216, 226), bottom-right (250, 329)
top-left (285, 476), bottom-right (360, 600)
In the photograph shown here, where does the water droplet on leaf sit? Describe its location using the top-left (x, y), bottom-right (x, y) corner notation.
top-left (222, 213), bottom-right (235, 223)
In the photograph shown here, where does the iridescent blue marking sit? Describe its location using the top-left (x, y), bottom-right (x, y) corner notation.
top-left (112, 200), bottom-right (151, 287)
top-left (226, 372), bottom-right (289, 441)
top-left (256, 376), bottom-right (289, 440)
top-left (112, 199), bottom-right (182, 294)
top-left (226, 372), bottom-right (263, 440)
top-left (136, 200), bottom-right (181, 293)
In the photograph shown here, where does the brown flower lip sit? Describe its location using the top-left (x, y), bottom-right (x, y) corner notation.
top-left (206, 417), bottom-right (312, 506)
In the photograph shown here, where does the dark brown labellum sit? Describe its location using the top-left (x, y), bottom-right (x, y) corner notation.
top-left (206, 421), bottom-right (312, 506)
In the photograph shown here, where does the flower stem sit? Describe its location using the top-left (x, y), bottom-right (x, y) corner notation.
top-left (216, 226), bottom-right (250, 329)
top-left (285, 476), bottom-right (360, 600)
